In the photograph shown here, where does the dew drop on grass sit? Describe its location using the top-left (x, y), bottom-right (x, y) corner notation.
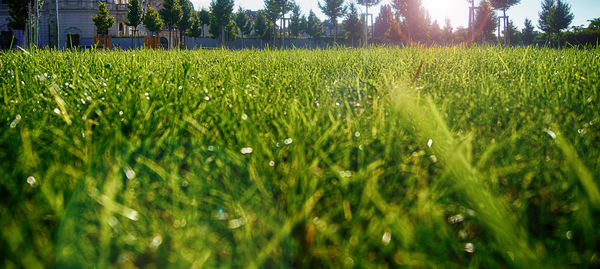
top-left (544, 128), bottom-right (556, 139)
top-left (123, 208), bottom-right (139, 221)
top-left (150, 235), bottom-right (163, 249)
top-left (124, 166), bottom-right (136, 180)
top-left (335, 102), bottom-right (340, 106)
top-left (214, 209), bottom-right (228, 220)
top-left (566, 230), bottom-right (573, 240)
top-left (458, 229), bottom-right (468, 239)
top-left (26, 176), bottom-right (36, 185)
top-left (241, 113), bottom-right (248, 120)
top-left (9, 114), bottom-right (21, 128)
top-left (228, 218), bottom-right (244, 229)
top-left (241, 147), bottom-right (253, 154)
top-left (448, 214), bottom-right (464, 224)
top-left (427, 139), bottom-right (433, 148)
top-left (119, 111), bottom-right (124, 116)
top-left (269, 161), bottom-right (275, 167)
top-left (284, 138), bottom-right (293, 145)
top-left (354, 132), bottom-right (360, 137)
top-left (464, 242), bottom-right (475, 253)
top-left (382, 232), bottom-right (392, 245)
top-left (53, 108), bottom-right (61, 114)
top-left (204, 96), bottom-right (210, 101)
top-left (208, 145), bottom-right (215, 151)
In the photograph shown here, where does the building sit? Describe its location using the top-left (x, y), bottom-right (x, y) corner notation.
top-left (0, 0), bottom-right (169, 49)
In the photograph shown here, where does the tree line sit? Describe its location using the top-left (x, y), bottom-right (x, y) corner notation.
top-left (4, 0), bottom-right (600, 49)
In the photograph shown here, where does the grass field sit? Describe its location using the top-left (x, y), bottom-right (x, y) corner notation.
top-left (1, 46), bottom-right (599, 268)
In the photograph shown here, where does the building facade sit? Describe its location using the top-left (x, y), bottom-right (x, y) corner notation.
top-left (0, 0), bottom-right (167, 48)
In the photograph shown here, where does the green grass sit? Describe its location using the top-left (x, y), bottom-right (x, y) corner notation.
top-left (1, 46), bottom-right (599, 268)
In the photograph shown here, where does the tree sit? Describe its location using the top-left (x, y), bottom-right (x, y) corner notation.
top-left (126, 0), bottom-right (143, 48)
top-left (279, 0), bottom-right (296, 45)
top-left (489, 0), bottom-right (520, 45)
top-left (264, 0), bottom-right (281, 44)
top-left (254, 10), bottom-right (274, 42)
top-left (429, 20), bottom-right (442, 44)
top-left (474, 0), bottom-right (497, 43)
top-left (5, 0), bottom-right (35, 31)
top-left (143, 7), bottom-right (164, 35)
top-left (289, 4), bottom-right (304, 37)
top-left (357, 0), bottom-right (381, 48)
top-left (159, 0), bottom-right (182, 49)
top-left (589, 18), bottom-right (600, 30)
top-left (343, 3), bottom-right (363, 46)
top-left (209, 0), bottom-right (235, 46)
top-left (92, 1), bottom-right (115, 34)
top-left (306, 10), bottom-right (323, 44)
top-left (538, 0), bottom-right (573, 48)
top-left (442, 18), bottom-right (453, 45)
top-left (188, 11), bottom-right (204, 38)
top-left (177, 0), bottom-right (194, 48)
top-left (126, 0), bottom-right (143, 35)
top-left (373, 5), bottom-right (393, 40)
top-left (392, 0), bottom-right (431, 43)
top-left (319, 0), bottom-right (347, 44)
top-left (199, 9), bottom-right (211, 36)
top-left (521, 18), bottom-right (536, 45)
top-left (504, 20), bottom-right (521, 45)
top-left (235, 7), bottom-right (252, 37)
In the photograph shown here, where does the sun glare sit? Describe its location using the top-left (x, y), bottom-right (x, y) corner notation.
top-left (421, 0), bottom-right (469, 28)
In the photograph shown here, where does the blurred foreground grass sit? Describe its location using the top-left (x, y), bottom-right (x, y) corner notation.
top-left (1, 47), bottom-right (599, 267)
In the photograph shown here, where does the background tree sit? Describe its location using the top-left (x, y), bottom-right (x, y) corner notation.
top-left (126, 0), bottom-right (143, 37)
top-left (177, 0), bottom-right (194, 48)
top-left (279, 0), bottom-right (296, 45)
top-left (319, 0), bottom-right (347, 44)
top-left (538, 0), bottom-right (573, 48)
top-left (521, 18), bottom-right (536, 45)
top-left (5, 0), bottom-right (35, 31)
top-left (357, 0), bottom-right (381, 48)
top-left (289, 4), bottom-right (304, 37)
top-left (373, 5), bottom-right (393, 40)
top-left (6, 0), bottom-right (34, 31)
top-left (343, 3), bottom-right (363, 46)
top-left (159, 0), bottom-right (182, 49)
top-left (306, 10), bottom-right (323, 44)
top-left (264, 0), bottom-right (283, 44)
top-left (442, 18), bottom-right (453, 45)
top-left (392, 0), bottom-right (431, 43)
top-left (504, 20), bottom-right (521, 45)
top-left (589, 18), bottom-right (600, 30)
top-left (489, 0), bottom-right (520, 45)
top-left (235, 7), bottom-right (251, 37)
top-left (429, 21), bottom-right (442, 44)
top-left (254, 10), bottom-right (274, 42)
top-left (199, 9), bottom-right (211, 36)
top-left (143, 7), bottom-right (164, 36)
top-left (474, 0), bottom-right (497, 43)
top-left (209, 0), bottom-right (235, 46)
top-left (92, 1), bottom-right (115, 34)
top-left (453, 26), bottom-right (469, 43)
top-left (226, 19), bottom-right (238, 42)
top-left (188, 11), bottom-right (203, 38)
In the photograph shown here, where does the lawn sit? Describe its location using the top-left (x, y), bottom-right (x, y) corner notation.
top-left (1, 46), bottom-right (599, 267)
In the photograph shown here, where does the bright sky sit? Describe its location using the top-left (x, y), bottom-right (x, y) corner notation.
top-left (190, 0), bottom-right (600, 31)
